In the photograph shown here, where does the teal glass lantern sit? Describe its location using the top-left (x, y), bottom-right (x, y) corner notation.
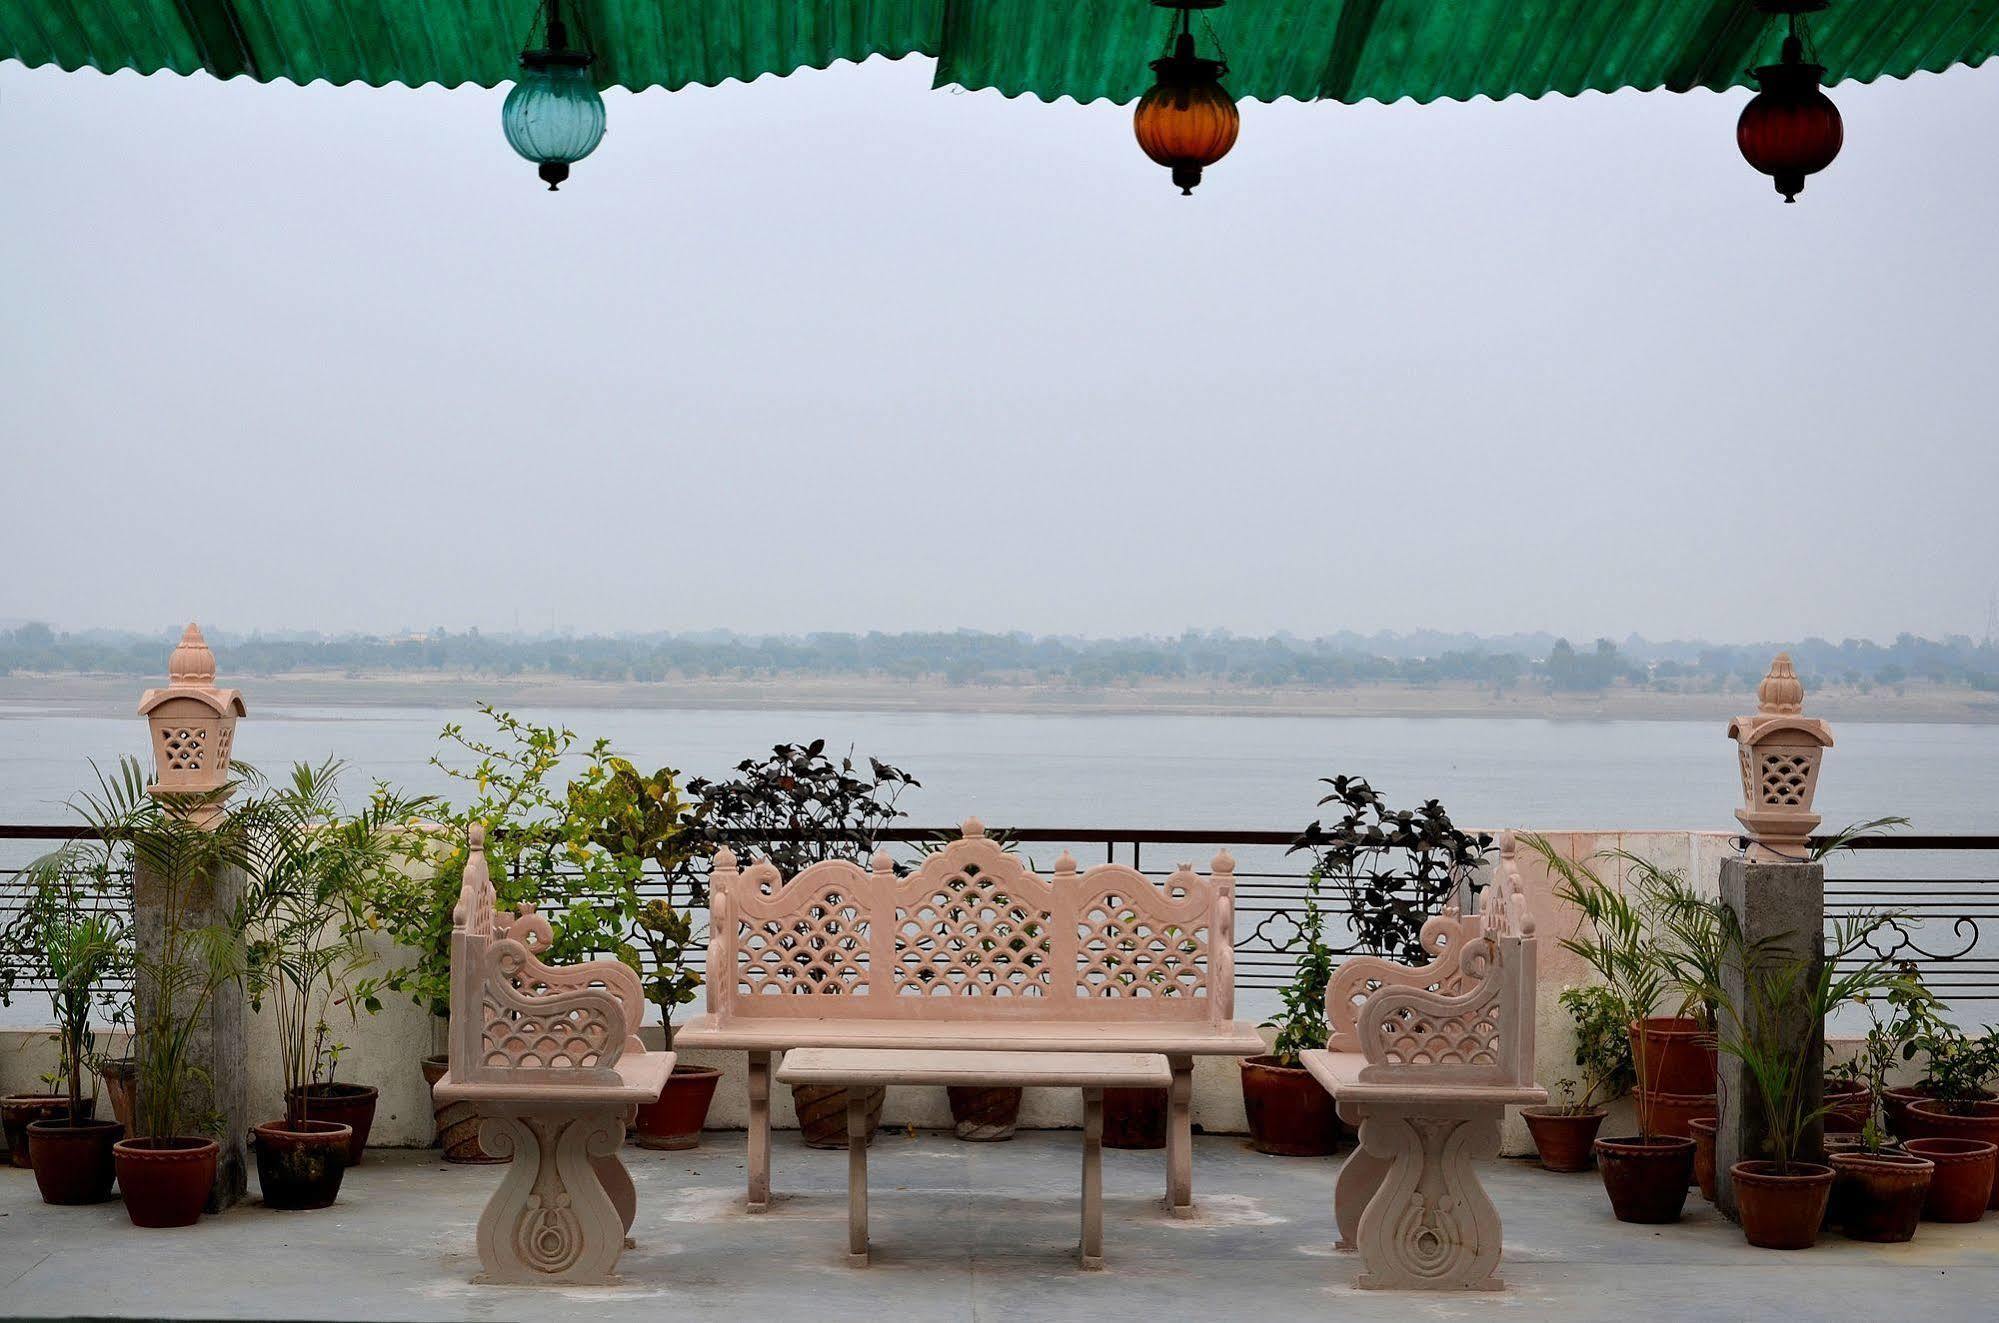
top-left (502, 1), bottom-right (605, 191)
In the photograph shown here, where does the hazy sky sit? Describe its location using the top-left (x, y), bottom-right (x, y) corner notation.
top-left (4, 56), bottom-right (1996, 644)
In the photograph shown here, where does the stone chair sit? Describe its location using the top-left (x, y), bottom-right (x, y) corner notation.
top-left (1299, 830), bottom-right (1544, 1290)
top-left (432, 824), bottom-right (673, 1285)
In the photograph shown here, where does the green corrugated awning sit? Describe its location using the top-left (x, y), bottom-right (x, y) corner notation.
top-left (7, 1), bottom-right (1999, 103)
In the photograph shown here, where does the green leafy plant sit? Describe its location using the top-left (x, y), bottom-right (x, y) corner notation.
top-left (1913, 1022), bottom-right (1999, 1115)
top-left (1840, 973), bottom-right (1945, 1151)
top-left (1715, 911), bottom-right (1920, 1173)
top-left (1264, 888), bottom-right (1334, 1065)
top-left (564, 756), bottom-right (712, 1049)
top-left (2, 837), bottom-right (130, 1125)
top-left (360, 706), bottom-right (649, 1018)
top-left (1557, 984), bottom-right (1636, 1114)
top-left (236, 759), bottom-right (428, 1129)
top-left (1290, 776), bottom-right (1491, 963)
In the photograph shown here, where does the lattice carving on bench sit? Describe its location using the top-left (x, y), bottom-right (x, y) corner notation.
top-left (1075, 884), bottom-right (1210, 999)
top-left (480, 946), bottom-right (623, 1069)
top-left (1360, 937), bottom-right (1506, 1068)
top-left (893, 860), bottom-right (1053, 997)
top-left (737, 882), bottom-right (872, 997)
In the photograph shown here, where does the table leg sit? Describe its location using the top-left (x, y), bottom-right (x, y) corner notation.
top-left (1081, 1087), bottom-right (1105, 1270)
top-left (472, 1106), bottom-right (627, 1285)
top-left (847, 1093), bottom-right (871, 1267)
top-left (746, 1050), bottom-right (772, 1213)
top-left (1165, 1054), bottom-right (1194, 1217)
top-left (1351, 1106), bottom-right (1504, 1291)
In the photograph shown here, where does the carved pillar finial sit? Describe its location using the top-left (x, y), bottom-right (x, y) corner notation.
top-left (137, 621), bottom-right (246, 827)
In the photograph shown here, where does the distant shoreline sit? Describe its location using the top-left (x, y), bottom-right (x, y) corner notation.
top-left (4, 671), bottom-right (1996, 724)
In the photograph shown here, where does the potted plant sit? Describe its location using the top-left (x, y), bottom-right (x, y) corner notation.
top-left (1716, 911), bottom-right (1913, 1250)
top-left (1523, 985), bottom-right (1634, 1172)
top-left (1636, 865), bottom-right (1731, 1126)
top-left (1826, 981), bottom-right (1938, 1241)
top-left (0, 856), bottom-right (119, 1172)
top-left (239, 760), bottom-right (420, 1207)
top-left (1241, 891), bottom-right (1341, 1156)
top-left (1903, 1026), bottom-right (1999, 1202)
top-left (361, 707), bottom-right (631, 1161)
top-left (17, 879), bottom-right (126, 1215)
top-left (1528, 835), bottom-right (1694, 1223)
top-left (560, 755), bottom-right (722, 1149)
top-left (689, 740), bottom-right (918, 1149)
top-left (72, 758), bottom-right (251, 1228)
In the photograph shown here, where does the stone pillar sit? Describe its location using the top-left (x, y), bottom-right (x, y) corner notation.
top-left (135, 623), bottom-right (250, 1211)
top-left (1712, 856), bottom-right (1824, 1219)
top-left (1714, 654), bottom-right (1832, 1218)
top-left (131, 857), bottom-right (250, 1210)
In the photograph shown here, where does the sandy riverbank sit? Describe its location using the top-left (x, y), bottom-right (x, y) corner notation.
top-left (4, 671), bottom-right (1996, 723)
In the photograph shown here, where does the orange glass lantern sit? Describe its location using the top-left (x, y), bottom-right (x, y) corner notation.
top-left (1133, 0), bottom-right (1239, 196)
top-left (1737, 3), bottom-right (1842, 203)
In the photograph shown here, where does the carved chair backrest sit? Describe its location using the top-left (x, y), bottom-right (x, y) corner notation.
top-left (705, 818), bottom-right (1238, 1025)
top-left (447, 823), bottom-right (648, 1090)
top-left (1323, 830), bottom-right (1538, 1087)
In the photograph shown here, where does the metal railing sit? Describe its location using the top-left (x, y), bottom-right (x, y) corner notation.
top-left (4, 826), bottom-right (1996, 1003)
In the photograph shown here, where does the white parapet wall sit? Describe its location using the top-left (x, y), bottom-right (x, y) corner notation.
top-left (11, 828), bottom-right (1885, 1158)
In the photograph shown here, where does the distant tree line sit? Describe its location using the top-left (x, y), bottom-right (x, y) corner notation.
top-left (3, 622), bottom-right (1996, 695)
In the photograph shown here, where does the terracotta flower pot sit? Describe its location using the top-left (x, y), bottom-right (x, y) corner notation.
top-left (1903, 1137), bottom-right (1997, 1222)
top-left (1906, 1100), bottom-right (1999, 1206)
top-left (792, 1083), bottom-right (885, 1149)
top-left (1594, 1135), bottom-right (1695, 1223)
top-left (1822, 1134), bottom-right (1898, 1228)
top-left (1240, 1056), bottom-right (1341, 1157)
top-left (98, 1060), bottom-right (138, 1134)
top-left (253, 1120), bottom-right (352, 1211)
top-left (3, 1095), bottom-right (92, 1169)
top-left (1522, 1106), bottom-right (1607, 1173)
top-left (27, 1119), bottom-right (124, 1205)
top-left (945, 1085), bottom-right (1023, 1143)
top-left (1830, 1151), bottom-right (1933, 1243)
top-left (1635, 1087), bottom-right (1716, 1141)
top-left (1887, 1085), bottom-right (1991, 1141)
top-left (115, 1137), bottom-right (219, 1228)
top-left (1102, 1086), bottom-right (1169, 1150)
top-left (633, 1065), bottom-right (723, 1150)
top-left (1629, 1018), bottom-right (1715, 1096)
top-left (288, 1083), bottom-right (378, 1166)
top-left (1732, 1160), bottom-right (1835, 1250)
top-left (1688, 1116), bottom-right (1719, 1201)
top-left (423, 1053), bottom-right (504, 1164)
top-left (1823, 1078), bottom-right (1871, 1135)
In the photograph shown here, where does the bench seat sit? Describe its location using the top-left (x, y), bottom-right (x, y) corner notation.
top-left (775, 1047), bottom-right (1170, 1268)
top-left (434, 1050), bottom-right (676, 1107)
top-left (1299, 1050), bottom-right (1545, 1108)
top-left (689, 818), bottom-right (1257, 1222)
top-left (676, 1015), bottom-right (1263, 1057)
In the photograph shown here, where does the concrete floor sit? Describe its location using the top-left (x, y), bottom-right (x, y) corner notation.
top-left (1, 1132), bottom-right (1993, 1321)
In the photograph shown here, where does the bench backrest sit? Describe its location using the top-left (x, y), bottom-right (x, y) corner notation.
top-left (447, 823), bottom-right (649, 1089)
top-left (705, 818), bottom-right (1237, 1025)
top-left (1323, 830), bottom-right (1538, 1088)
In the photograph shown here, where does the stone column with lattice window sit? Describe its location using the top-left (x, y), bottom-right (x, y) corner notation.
top-left (134, 623), bottom-right (250, 1209)
top-left (1714, 653), bottom-right (1830, 1218)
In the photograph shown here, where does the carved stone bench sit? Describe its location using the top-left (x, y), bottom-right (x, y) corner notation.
top-left (675, 818), bottom-right (1264, 1224)
top-left (1297, 831), bottom-right (1544, 1291)
top-left (433, 824), bottom-right (673, 1285)
top-left (776, 1047), bottom-right (1171, 1268)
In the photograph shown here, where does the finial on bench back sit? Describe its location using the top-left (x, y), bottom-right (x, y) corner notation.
top-left (1053, 850), bottom-right (1078, 878)
top-left (871, 847), bottom-right (896, 875)
top-left (453, 821), bottom-right (494, 933)
top-left (713, 845), bottom-right (738, 871)
top-left (961, 816), bottom-right (985, 839)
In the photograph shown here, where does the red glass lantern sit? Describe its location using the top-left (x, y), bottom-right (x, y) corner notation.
top-left (1737, 12), bottom-right (1842, 203)
top-left (1133, 0), bottom-right (1239, 196)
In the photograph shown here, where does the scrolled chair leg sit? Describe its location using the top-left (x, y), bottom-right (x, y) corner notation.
top-left (473, 1105), bottom-right (633, 1285)
top-left (1349, 1105), bottom-right (1504, 1291)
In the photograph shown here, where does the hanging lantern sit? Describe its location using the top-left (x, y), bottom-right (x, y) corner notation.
top-left (1133, 0), bottom-right (1239, 196)
top-left (1737, 2), bottom-right (1842, 203)
top-left (503, 0), bottom-right (606, 191)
